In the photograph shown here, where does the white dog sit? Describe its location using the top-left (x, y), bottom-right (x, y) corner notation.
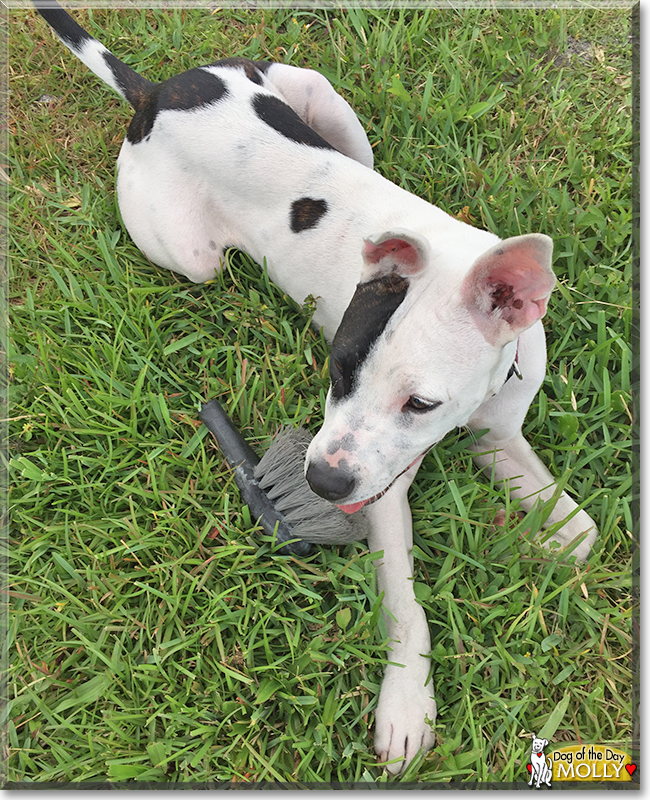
top-left (34, 3), bottom-right (598, 773)
top-left (529, 734), bottom-right (553, 788)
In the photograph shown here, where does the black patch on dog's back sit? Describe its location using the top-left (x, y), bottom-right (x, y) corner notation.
top-left (252, 93), bottom-right (336, 151)
top-left (212, 57), bottom-right (271, 85)
top-left (329, 274), bottom-right (409, 401)
top-left (127, 68), bottom-right (229, 144)
top-left (290, 198), bottom-right (328, 233)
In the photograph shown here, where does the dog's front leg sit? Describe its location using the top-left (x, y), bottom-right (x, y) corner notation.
top-left (468, 324), bottom-right (597, 560)
top-left (364, 459), bottom-right (436, 774)
top-left (470, 431), bottom-right (597, 561)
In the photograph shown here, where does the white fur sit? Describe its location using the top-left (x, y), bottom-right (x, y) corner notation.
top-left (60, 36), bottom-right (127, 99)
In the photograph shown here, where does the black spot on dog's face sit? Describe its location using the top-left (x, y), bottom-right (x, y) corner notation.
top-left (127, 68), bottom-right (228, 144)
top-left (290, 198), bottom-right (328, 233)
top-left (211, 57), bottom-right (271, 85)
top-left (252, 94), bottom-right (336, 151)
top-left (330, 273), bottom-right (409, 401)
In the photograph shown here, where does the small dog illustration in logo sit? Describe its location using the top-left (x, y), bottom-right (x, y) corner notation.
top-left (528, 733), bottom-right (552, 788)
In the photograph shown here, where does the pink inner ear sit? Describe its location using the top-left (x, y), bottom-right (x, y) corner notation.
top-left (462, 236), bottom-right (556, 345)
top-left (487, 253), bottom-right (552, 327)
top-left (363, 238), bottom-right (421, 271)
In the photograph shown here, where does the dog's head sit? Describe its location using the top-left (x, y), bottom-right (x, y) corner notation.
top-left (531, 735), bottom-right (549, 754)
top-left (304, 229), bottom-right (555, 512)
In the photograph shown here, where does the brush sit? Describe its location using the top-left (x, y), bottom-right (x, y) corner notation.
top-left (199, 399), bottom-right (367, 555)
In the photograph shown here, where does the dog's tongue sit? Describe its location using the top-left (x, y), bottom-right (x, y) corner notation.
top-left (336, 500), bottom-right (368, 514)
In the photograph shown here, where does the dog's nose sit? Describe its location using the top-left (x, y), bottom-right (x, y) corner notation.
top-left (306, 459), bottom-right (356, 502)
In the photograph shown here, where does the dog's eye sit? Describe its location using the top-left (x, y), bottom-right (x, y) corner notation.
top-left (403, 396), bottom-right (441, 413)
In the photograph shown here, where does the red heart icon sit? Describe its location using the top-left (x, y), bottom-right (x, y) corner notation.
top-left (625, 764), bottom-right (636, 776)
top-left (526, 764), bottom-right (532, 773)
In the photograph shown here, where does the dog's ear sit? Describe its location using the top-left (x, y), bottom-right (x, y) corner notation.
top-left (361, 230), bottom-right (429, 282)
top-left (461, 233), bottom-right (555, 347)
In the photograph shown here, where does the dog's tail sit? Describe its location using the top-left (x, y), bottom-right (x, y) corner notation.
top-left (33, 1), bottom-right (153, 111)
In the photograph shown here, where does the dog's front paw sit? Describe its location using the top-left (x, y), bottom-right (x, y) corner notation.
top-left (374, 666), bottom-right (436, 774)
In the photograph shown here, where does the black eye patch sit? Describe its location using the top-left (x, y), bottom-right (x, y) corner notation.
top-left (329, 273), bottom-right (409, 401)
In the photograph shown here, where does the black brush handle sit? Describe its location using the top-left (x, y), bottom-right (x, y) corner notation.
top-left (199, 399), bottom-right (311, 556)
top-left (200, 398), bottom-right (261, 472)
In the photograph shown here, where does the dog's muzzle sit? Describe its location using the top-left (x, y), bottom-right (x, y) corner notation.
top-left (306, 450), bottom-right (428, 514)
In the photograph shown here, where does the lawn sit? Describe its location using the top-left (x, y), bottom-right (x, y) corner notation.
top-left (6, 5), bottom-right (635, 786)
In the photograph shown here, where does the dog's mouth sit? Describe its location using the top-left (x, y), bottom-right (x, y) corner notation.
top-left (335, 492), bottom-right (385, 515)
top-left (335, 452), bottom-right (427, 514)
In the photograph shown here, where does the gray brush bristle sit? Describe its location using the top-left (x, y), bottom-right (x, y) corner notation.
top-left (254, 427), bottom-right (367, 544)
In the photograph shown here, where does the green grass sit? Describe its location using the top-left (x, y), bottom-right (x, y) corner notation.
top-left (6, 5), bottom-right (635, 786)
